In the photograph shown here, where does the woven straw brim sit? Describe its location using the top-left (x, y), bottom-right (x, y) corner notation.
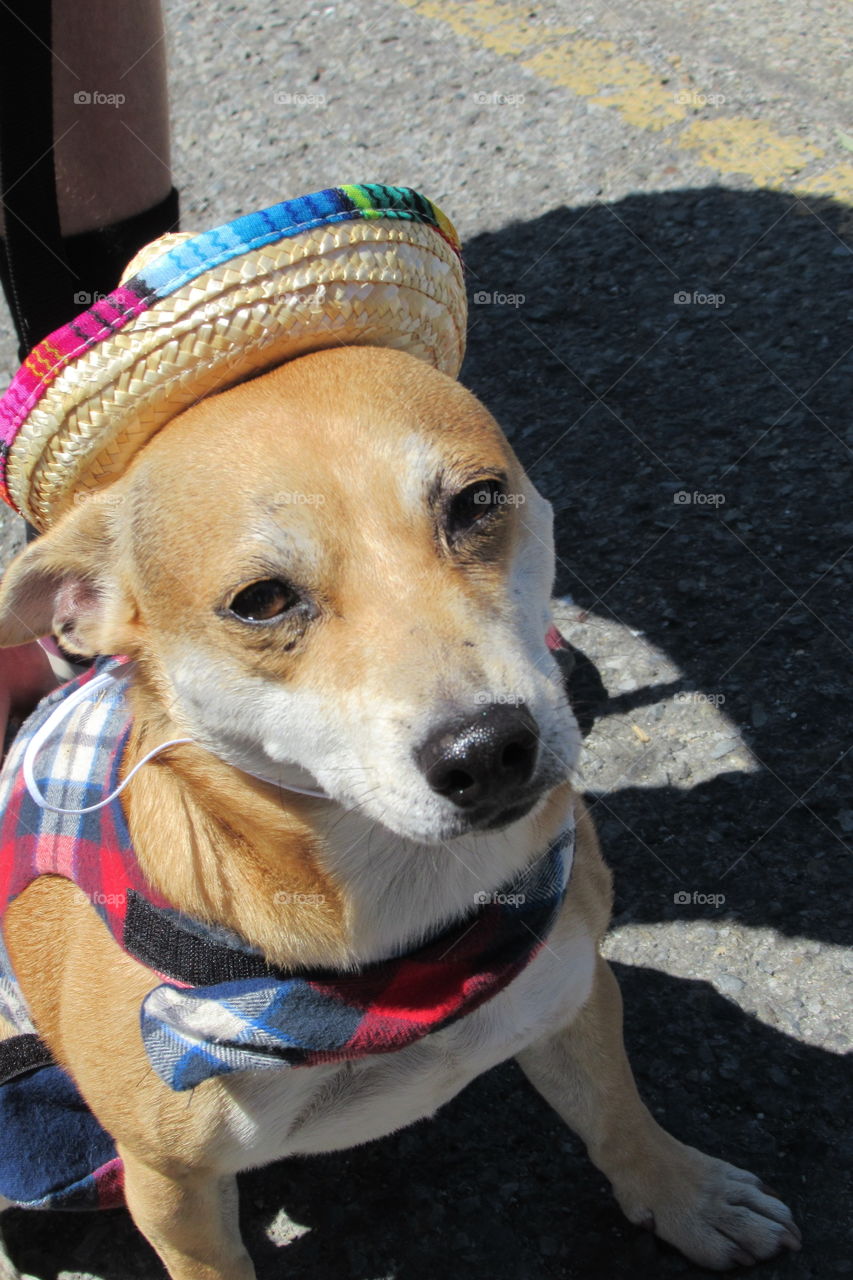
top-left (11, 218), bottom-right (465, 529)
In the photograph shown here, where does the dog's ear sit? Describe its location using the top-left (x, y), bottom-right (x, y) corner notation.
top-left (0, 495), bottom-right (138, 657)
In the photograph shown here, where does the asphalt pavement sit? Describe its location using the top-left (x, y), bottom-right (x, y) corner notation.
top-left (0, 2), bottom-right (850, 1277)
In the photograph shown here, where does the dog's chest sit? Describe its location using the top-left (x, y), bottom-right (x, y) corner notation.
top-left (214, 914), bottom-right (595, 1168)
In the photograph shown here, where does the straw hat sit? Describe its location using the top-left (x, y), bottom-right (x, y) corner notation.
top-left (0, 184), bottom-right (466, 530)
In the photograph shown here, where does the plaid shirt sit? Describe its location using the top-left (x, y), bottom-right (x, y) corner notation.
top-left (0, 658), bottom-right (573, 1209)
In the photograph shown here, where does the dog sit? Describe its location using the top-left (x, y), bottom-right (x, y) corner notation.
top-left (0, 345), bottom-right (800, 1277)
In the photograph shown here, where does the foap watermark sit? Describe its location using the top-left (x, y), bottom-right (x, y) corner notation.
top-left (273, 90), bottom-right (327, 108)
top-left (674, 90), bottom-right (726, 108)
top-left (473, 91), bottom-right (525, 107)
top-left (73, 90), bottom-right (126, 108)
top-left (675, 691), bottom-right (726, 707)
top-left (274, 891), bottom-right (327, 907)
top-left (674, 289), bottom-right (726, 308)
top-left (73, 491), bottom-right (125, 507)
top-left (73, 290), bottom-right (110, 306)
top-left (474, 890), bottom-right (526, 906)
top-left (673, 490), bottom-right (726, 507)
top-left (300, 283), bottom-right (334, 315)
top-left (474, 691), bottom-right (526, 707)
top-left (472, 290), bottom-right (525, 308)
top-left (87, 890), bottom-right (126, 908)
top-left (273, 490), bottom-right (326, 507)
top-left (674, 890), bottom-right (726, 909)
top-left (473, 488), bottom-right (525, 506)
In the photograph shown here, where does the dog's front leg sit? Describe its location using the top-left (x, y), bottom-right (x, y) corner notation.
top-left (516, 955), bottom-right (801, 1269)
top-left (119, 1149), bottom-right (255, 1280)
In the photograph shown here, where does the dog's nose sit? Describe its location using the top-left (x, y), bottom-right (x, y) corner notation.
top-left (415, 704), bottom-right (539, 811)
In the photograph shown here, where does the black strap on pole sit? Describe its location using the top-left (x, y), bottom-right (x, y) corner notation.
top-left (0, 0), bottom-right (76, 362)
top-left (0, 1), bottom-right (180, 363)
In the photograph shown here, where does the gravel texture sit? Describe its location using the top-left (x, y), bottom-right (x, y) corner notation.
top-left (0, 1), bottom-right (850, 1276)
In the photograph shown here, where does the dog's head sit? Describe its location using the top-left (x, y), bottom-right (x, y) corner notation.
top-left (0, 347), bottom-right (579, 842)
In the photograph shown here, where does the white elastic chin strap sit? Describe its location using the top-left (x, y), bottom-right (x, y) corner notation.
top-left (23, 664), bottom-right (328, 816)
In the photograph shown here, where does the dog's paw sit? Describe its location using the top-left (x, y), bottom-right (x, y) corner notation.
top-left (615, 1144), bottom-right (801, 1270)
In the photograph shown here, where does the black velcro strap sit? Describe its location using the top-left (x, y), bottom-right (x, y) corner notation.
top-left (0, 1032), bottom-right (55, 1084)
top-left (124, 889), bottom-right (284, 986)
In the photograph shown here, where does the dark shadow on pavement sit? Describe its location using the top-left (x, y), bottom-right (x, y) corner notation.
top-left (461, 186), bottom-right (851, 952)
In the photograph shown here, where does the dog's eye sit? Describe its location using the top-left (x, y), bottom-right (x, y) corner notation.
top-left (228, 579), bottom-right (298, 622)
top-left (447, 479), bottom-right (506, 540)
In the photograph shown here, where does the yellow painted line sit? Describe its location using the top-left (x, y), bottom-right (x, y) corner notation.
top-left (793, 162), bottom-right (853, 198)
top-left (678, 118), bottom-right (823, 188)
top-left (523, 42), bottom-right (686, 131)
top-left (395, 0), bottom-right (852, 199)
top-left (398, 0), bottom-right (686, 131)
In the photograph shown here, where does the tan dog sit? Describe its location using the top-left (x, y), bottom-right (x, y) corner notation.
top-left (0, 346), bottom-right (800, 1277)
